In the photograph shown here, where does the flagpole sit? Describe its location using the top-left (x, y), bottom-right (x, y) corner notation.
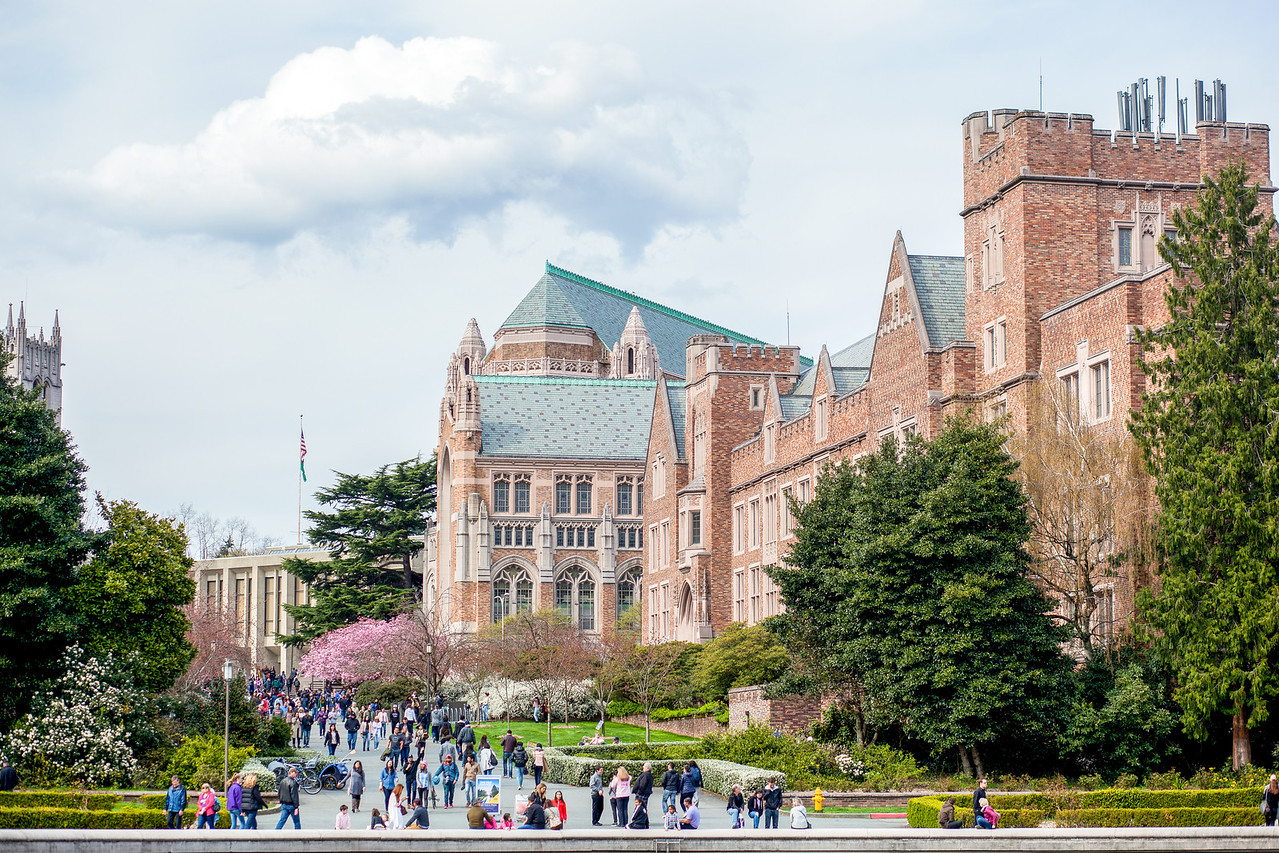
top-left (297, 414), bottom-right (303, 546)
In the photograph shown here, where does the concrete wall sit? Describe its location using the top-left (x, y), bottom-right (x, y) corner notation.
top-left (5, 827), bottom-right (1279, 852)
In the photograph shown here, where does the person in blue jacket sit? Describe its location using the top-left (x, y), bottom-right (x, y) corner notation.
top-left (164, 776), bottom-right (188, 829)
top-left (433, 754), bottom-right (460, 808)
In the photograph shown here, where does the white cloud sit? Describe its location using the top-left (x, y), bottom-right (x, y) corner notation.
top-left (56, 36), bottom-right (750, 251)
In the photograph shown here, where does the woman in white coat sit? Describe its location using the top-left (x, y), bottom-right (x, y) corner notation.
top-left (386, 783), bottom-right (406, 830)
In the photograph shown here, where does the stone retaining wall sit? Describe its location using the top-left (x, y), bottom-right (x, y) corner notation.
top-left (3, 827), bottom-right (1278, 852)
top-left (612, 713), bottom-right (723, 738)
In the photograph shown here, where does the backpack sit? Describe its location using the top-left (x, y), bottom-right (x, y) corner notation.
top-left (212, 796), bottom-right (221, 813)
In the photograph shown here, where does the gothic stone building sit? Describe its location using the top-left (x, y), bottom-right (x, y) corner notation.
top-left (4, 302), bottom-right (63, 423)
top-left (435, 105), bottom-right (1271, 646)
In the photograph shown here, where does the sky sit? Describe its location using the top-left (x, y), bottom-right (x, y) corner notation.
top-left (2, 0), bottom-right (1275, 548)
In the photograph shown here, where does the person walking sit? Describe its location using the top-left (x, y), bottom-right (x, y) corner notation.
top-left (457, 718), bottom-right (476, 752)
top-left (195, 783), bottom-right (218, 829)
top-left (241, 773), bottom-right (266, 829)
top-left (511, 741), bottom-right (528, 789)
top-left (679, 764), bottom-right (697, 813)
top-left (590, 766), bottom-right (605, 826)
top-left (164, 776), bottom-right (187, 829)
top-left (275, 767), bottom-right (302, 829)
top-left (225, 772), bottom-right (244, 829)
top-left (379, 760), bottom-right (397, 811)
top-left (345, 711), bottom-right (360, 751)
top-left (632, 762), bottom-right (654, 817)
top-left (434, 754), bottom-right (459, 808)
top-left (661, 762), bottom-right (680, 813)
top-left (346, 759), bottom-right (365, 813)
top-left (324, 722), bottom-right (341, 756)
top-left (531, 743), bottom-right (546, 787)
top-left (551, 791), bottom-right (568, 827)
top-left (762, 778), bottom-right (782, 829)
top-left (501, 729), bottom-right (518, 778)
top-left (1265, 775), bottom-right (1279, 827)
top-left (431, 705), bottom-right (445, 742)
top-left (416, 760), bottom-right (432, 808)
top-left (462, 754), bottom-right (481, 804)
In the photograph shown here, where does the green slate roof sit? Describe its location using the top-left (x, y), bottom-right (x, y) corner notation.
top-left (907, 255), bottom-right (967, 348)
top-left (475, 375), bottom-right (656, 461)
top-left (500, 263), bottom-right (810, 377)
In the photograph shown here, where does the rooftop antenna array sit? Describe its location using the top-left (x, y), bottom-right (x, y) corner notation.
top-left (1119, 77), bottom-right (1225, 141)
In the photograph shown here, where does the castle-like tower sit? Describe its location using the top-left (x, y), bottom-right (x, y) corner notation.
top-left (3, 303), bottom-right (62, 424)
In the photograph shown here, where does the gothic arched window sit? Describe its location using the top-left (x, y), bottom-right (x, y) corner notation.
top-left (492, 565), bottom-right (534, 623)
top-left (616, 566), bottom-right (641, 620)
top-left (554, 565), bottom-right (596, 631)
top-left (627, 347), bottom-right (635, 375)
top-left (463, 357), bottom-right (471, 375)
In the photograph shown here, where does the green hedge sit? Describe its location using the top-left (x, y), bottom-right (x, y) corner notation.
top-left (908, 788), bottom-right (1266, 829)
top-left (0, 807), bottom-right (168, 829)
top-left (0, 792), bottom-right (121, 810)
top-left (1058, 807), bottom-right (1262, 828)
top-left (906, 795), bottom-right (1044, 828)
top-left (543, 748), bottom-right (784, 798)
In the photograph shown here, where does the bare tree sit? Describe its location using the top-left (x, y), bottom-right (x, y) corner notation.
top-left (584, 632), bottom-right (633, 738)
top-left (623, 642), bottom-right (686, 743)
top-left (1010, 379), bottom-right (1155, 657)
top-left (175, 602), bottom-right (254, 691)
top-left (495, 610), bottom-right (585, 746)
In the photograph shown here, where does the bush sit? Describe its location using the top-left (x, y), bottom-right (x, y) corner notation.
top-left (0, 806), bottom-right (168, 829)
top-left (906, 795), bottom-right (1046, 828)
top-left (1077, 788), bottom-right (1260, 809)
top-left (606, 699), bottom-right (643, 718)
top-left (239, 760), bottom-right (278, 793)
top-left (1057, 807), bottom-right (1261, 827)
top-left (0, 792), bottom-right (120, 809)
top-left (165, 732), bottom-right (256, 789)
top-left (353, 678), bottom-right (426, 709)
top-left (651, 702), bottom-right (726, 722)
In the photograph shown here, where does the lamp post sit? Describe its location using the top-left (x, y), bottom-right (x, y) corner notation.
top-left (425, 642), bottom-right (434, 696)
top-left (222, 660), bottom-right (234, 789)
top-left (493, 594), bottom-right (512, 641)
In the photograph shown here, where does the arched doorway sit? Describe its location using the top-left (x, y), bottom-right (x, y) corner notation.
top-left (676, 581), bottom-right (696, 642)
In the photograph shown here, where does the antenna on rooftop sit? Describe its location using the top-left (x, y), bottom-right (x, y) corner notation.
top-left (1039, 58), bottom-right (1043, 112)
top-left (1120, 75), bottom-right (1225, 136)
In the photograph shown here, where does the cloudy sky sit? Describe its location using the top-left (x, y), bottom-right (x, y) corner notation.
top-left (3, 0), bottom-right (1275, 548)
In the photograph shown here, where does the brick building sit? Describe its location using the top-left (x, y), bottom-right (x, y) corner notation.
top-left (644, 107), bottom-right (1272, 645)
top-left (433, 104), bottom-right (1271, 647)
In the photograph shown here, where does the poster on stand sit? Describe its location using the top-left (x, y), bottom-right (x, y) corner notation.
top-left (478, 774), bottom-right (502, 814)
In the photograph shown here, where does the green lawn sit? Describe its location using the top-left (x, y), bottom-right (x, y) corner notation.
top-left (466, 719), bottom-right (695, 746)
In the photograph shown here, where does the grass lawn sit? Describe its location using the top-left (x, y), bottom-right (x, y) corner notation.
top-left (467, 719), bottom-right (695, 746)
top-left (811, 806), bottom-right (880, 814)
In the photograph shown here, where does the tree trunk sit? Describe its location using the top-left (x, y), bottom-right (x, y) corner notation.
top-left (958, 746), bottom-right (974, 777)
top-left (403, 555), bottom-right (419, 599)
top-left (854, 709), bottom-right (866, 747)
top-left (1233, 710), bottom-right (1252, 770)
top-left (971, 745), bottom-right (986, 779)
top-left (546, 712), bottom-right (553, 747)
top-left (645, 713), bottom-right (651, 744)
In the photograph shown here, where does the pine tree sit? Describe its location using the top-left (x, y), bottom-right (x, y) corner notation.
top-left (0, 352), bottom-right (91, 728)
top-left (1130, 163), bottom-right (1279, 769)
top-left (282, 455), bottom-right (436, 644)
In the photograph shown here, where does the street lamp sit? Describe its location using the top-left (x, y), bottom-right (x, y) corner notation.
top-left (493, 594), bottom-right (512, 640)
top-left (222, 660), bottom-right (234, 790)
top-left (425, 643), bottom-right (433, 696)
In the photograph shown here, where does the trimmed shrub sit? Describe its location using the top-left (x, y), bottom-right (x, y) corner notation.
top-left (0, 807), bottom-right (168, 829)
top-left (1077, 788), bottom-right (1260, 809)
top-left (650, 702), bottom-right (726, 722)
top-left (606, 699), bottom-right (643, 718)
top-left (542, 748), bottom-right (784, 798)
top-left (165, 732), bottom-right (256, 789)
top-left (0, 792), bottom-right (120, 810)
top-left (906, 795), bottom-right (1046, 828)
top-left (1057, 807), bottom-right (1261, 828)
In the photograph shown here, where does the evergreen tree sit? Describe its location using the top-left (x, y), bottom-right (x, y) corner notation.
top-left (1130, 163), bottom-right (1279, 769)
top-left (0, 352), bottom-right (91, 729)
top-left (73, 497), bottom-right (197, 694)
top-left (768, 418), bottom-right (1070, 775)
top-left (282, 455), bottom-right (436, 644)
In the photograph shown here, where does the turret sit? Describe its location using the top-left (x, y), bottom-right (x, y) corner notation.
top-left (610, 306), bottom-right (660, 379)
top-left (457, 318), bottom-right (487, 378)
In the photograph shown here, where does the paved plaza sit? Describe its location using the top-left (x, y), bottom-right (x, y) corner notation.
top-left (271, 738), bottom-right (905, 832)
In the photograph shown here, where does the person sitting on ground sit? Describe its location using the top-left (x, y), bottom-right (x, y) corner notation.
top-left (520, 793), bottom-right (547, 829)
top-left (369, 808), bottom-right (386, 829)
top-left (789, 797), bottom-right (810, 829)
top-left (938, 796), bottom-right (963, 829)
top-left (664, 804), bottom-right (680, 831)
top-left (545, 798), bottom-right (563, 830)
top-left (335, 804), bottom-right (351, 830)
top-left (678, 796), bottom-right (699, 829)
top-left (467, 798), bottom-right (491, 829)
top-left (974, 797), bottom-right (1000, 830)
top-left (628, 793), bottom-right (650, 829)
top-left (500, 812), bottom-right (515, 830)
top-left (405, 797), bottom-right (431, 829)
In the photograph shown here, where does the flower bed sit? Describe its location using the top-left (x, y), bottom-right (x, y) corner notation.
top-left (907, 788), bottom-right (1266, 829)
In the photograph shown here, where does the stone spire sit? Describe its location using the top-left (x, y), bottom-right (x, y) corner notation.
top-left (610, 306), bottom-right (660, 379)
top-left (5, 304), bottom-right (12, 337)
top-left (51, 310), bottom-right (60, 342)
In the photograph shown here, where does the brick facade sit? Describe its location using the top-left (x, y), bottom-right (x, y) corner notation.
top-left (727, 685), bottom-right (825, 734)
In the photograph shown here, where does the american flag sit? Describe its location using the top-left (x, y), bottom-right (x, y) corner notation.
top-left (300, 428), bottom-right (307, 482)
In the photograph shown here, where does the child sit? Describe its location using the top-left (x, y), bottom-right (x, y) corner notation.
top-left (501, 812), bottom-right (515, 830)
top-left (369, 807), bottom-right (387, 830)
top-left (664, 804), bottom-right (680, 831)
top-left (335, 804), bottom-right (350, 830)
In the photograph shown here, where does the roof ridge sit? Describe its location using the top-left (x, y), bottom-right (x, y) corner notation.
top-left (907, 253), bottom-right (964, 261)
top-left (545, 261), bottom-right (772, 347)
top-left (475, 374), bottom-right (657, 388)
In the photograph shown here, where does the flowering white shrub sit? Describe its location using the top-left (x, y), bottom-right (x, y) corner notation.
top-left (834, 753), bottom-right (867, 780)
top-left (1, 645), bottom-right (141, 788)
top-left (542, 747), bottom-right (785, 797)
